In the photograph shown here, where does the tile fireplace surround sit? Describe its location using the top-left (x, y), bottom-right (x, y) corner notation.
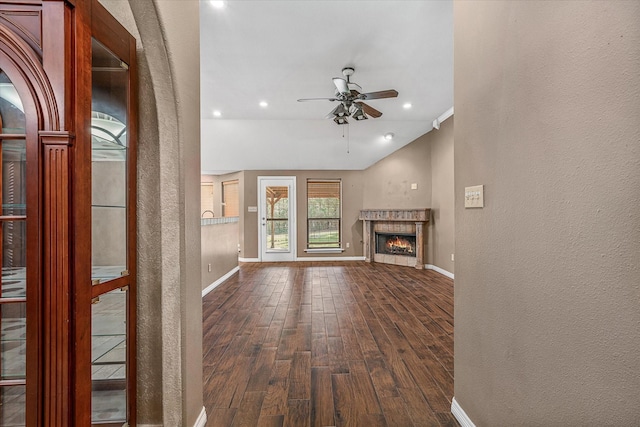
top-left (359, 208), bottom-right (430, 269)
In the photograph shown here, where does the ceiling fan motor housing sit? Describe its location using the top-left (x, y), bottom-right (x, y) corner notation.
top-left (297, 67), bottom-right (397, 124)
top-left (342, 67), bottom-right (355, 78)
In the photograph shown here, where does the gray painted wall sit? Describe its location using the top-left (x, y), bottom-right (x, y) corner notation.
top-left (240, 170), bottom-right (365, 259)
top-left (429, 117), bottom-right (454, 273)
top-left (202, 222), bottom-right (239, 290)
top-left (236, 129), bottom-right (454, 273)
top-left (454, 1), bottom-right (640, 425)
top-left (363, 118), bottom-right (454, 272)
top-left (363, 131), bottom-right (433, 211)
top-left (100, 0), bottom-right (203, 425)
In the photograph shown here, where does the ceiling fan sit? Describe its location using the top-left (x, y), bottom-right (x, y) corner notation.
top-left (297, 67), bottom-right (398, 125)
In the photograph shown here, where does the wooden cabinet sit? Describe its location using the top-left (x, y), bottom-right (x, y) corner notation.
top-left (0, 1), bottom-right (137, 425)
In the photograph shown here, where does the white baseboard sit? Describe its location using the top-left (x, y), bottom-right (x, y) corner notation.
top-left (451, 397), bottom-right (476, 427)
top-left (296, 256), bottom-right (366, 262)
top-left (425, 264), bottom-right (454, 279)
top-left (238, 257), bottom-right (260, 263)
top-left (194, 406), bottom-right (207, 427)
top-left (202, 266), bottom-right (239, 297)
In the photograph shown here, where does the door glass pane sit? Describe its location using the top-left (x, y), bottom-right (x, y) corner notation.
top-left (265, 186), bottom-right (289, 251)
top-left (0, 385), bottom-right (25, 426)
top-left (0, 71), bottom-right (27, 427)
top-left (91, 289), bottom-right (127, 423)
top-left (0, 71), bottom-right (25, 134)
top-left (1, 303), bottom-right (26, 380)
top-left (2, 139), bottom-right (26, 217)
top-left (91, 39), bottom-right (128, 284)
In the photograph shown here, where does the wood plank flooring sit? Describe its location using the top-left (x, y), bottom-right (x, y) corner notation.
top-left (203, 262), bottom-right (456, 427)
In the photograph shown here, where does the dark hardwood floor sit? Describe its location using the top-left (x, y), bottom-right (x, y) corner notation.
top-left (202, 262), bottom-right (456, 427)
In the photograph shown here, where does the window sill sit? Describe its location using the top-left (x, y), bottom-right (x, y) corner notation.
top-left (304, 248), bottom-right (345, 253)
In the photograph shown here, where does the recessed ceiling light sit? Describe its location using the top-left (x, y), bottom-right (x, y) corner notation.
top-left (213, 110), bottom-right (222, 117)
top-left (403, 103), bottom-right (412, 109)
top-left (210, 0), bottom-right (225, 9)
top-left (384, 132), bottom-right (394, 141)
top-left (259, 101), bottom-right (268, 108)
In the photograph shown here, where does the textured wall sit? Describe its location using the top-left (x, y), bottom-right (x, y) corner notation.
top-left (202, 222), bottom-right (239, 290)
top-left (362, 121), bottom-right (455, 272)
top-left (150, 1), bottom-right (203, 425)
top-left (454, 1), bottom-right (640, 425)
top-left (429, 117), bottom-right (454, 273)
top-left (362, 133), bottom-right (432, 210)
top-left (237, 130), bottom-right (454, 273)
top-left (100, 0), bottom-right (203, 425)
top-left (241, 170), bottom-right (364, 259)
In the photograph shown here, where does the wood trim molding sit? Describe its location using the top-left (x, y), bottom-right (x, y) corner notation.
top-left (0, 22), bottom-right (60, 130)
top-left (451, 397), bottom-right (477, 427)
top-left (42, 140), bottom-right (71, 425)
top-left (0, 8), bottom-right (43, 55)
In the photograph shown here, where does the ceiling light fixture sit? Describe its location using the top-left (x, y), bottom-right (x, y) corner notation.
top-left (213, 110), bottom-right (222, 117)
top-left (384, 132), bottom-right (394, 141)
top-left (403, 103), bottom-right (412, 109)
top-left (352, 105), bottom-right (368, 121)
top-left (210, 0), bottom-right (225, 9)
top-left (259, 101), bottom-right (268, 108)
top-left (334, 116), bottom-right (349, 125)
top-left (334, 103), bottom-right (349, 117)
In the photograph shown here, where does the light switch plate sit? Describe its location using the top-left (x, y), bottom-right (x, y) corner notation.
top-left (248, 206), bottom-right (258, 212)
top-left (465, 185), bottom-right (484, 208)
top-left (410, 183), bottom-right (418, 190)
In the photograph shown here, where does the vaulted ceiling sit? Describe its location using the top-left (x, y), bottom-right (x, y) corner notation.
top-left (200, 0), bottom-right (453, 175)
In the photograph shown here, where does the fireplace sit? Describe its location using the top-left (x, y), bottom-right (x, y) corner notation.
top-left (376, 233), bottom-right (416, 257)
top-left (359, 209), bottom-right (430, 269)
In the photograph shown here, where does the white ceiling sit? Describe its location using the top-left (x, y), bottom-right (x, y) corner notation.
top-left (200, 0), bottom-right (453, 175)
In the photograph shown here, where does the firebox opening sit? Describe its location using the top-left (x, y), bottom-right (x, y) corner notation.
top-left (375, 233), bottom-right (417, 257)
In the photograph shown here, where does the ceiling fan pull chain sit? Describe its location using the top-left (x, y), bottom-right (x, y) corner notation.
top-left (347, 123), bottom-right (350, 154)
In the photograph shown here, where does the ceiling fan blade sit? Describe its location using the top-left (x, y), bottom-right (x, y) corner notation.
top-left (297, 97), bottom-right (338, 102)
top-left (357, 101), bottom-right (383, 118)
top-left (333, 77), bottom-right (350, 96)
top-left (358, 89), bottom-right (399, 100)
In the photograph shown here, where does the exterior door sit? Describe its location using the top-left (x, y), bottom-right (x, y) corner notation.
top-left (259, 177), bottom-right (296, 262)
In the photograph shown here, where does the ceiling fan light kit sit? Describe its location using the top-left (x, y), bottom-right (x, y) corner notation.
top-left (298, 67), bottom-right (398, 125)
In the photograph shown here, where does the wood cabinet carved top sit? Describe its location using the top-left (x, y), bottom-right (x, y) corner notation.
top-left (358, 208), bottom-right (431, 222)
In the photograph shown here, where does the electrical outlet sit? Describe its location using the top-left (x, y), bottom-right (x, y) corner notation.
top-left (464, 185), bottom-right (484, 208)
top-left (207, 263), bottom-right (212, 272)
top-left (451, 253), bottom-right (455, 262)
top-left (346, 242), bottom-right (350, 248)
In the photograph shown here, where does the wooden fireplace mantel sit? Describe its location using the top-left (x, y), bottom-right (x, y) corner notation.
top-left (359, 208), bottom-right (430, 222)
top-left (359, 208), bottom-right (431, 269)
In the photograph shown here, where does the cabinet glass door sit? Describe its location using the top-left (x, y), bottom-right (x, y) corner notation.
top-left (0, 70), bottom-right (27, 426)
top-left (90, 38), bottom-right (131, 425)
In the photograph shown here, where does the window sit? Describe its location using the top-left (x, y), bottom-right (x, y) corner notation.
top-left (201, 182), bottom-right (214, 217)
top-left (307, 180), bottom-right (341, 248)
top-left (222, 180), bottom-right (239, 217)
